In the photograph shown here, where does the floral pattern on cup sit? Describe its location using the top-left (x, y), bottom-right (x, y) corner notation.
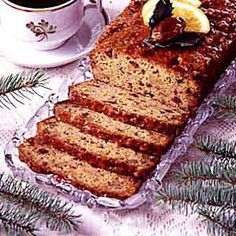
top-left (26, 20), bottom-right (57, 42)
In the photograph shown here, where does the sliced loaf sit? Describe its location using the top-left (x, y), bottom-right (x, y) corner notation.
top-left (54, 101), bottom-right (173, 156)
top-left (69, 80), bottom-right (188, 135)
top-left (19, 138), bottom-right (141, 199)
top-left (36, 118), bottom-right (158, 178)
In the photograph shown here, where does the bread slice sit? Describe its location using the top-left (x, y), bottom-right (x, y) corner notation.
top-left (89, 0), bottom-right (236, 114)
top-left (69, 81), bottom-right (188, 135)
top-left (54, 101), bottom-right (173, 156)
top-left (19, 138), bottom-right (141, 199)
top-left (36, 117), bottom-right (158, 178)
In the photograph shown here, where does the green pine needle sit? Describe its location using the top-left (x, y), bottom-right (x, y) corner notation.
top-left (0, 203), bottom-right (38, 236)
top-left (214, 96), bottom-right (236, 110)
top-left (158, 131), bottom-right (236, 234)
top-left (176, 158), bottom-right (236, 184)
top-left (0, 69), bottom-right (49, 109)
top-left (157, 180), bottom-right (236, 208)
top-left (156, 94), bottom-right (236, 235)
top-left (215, 109), bottom-right (236, 122)
top-left (198, 205), bottom-right (236, 236)
top-left (195, 135), bottom-right (236, 158)
top-left (0, 175), bottom-right (81, 235)
top-left (213, 96), bottom-right (236, 121)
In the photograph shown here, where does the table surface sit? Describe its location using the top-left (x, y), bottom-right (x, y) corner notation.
top-left (0, 1), bottom-right (212, 235)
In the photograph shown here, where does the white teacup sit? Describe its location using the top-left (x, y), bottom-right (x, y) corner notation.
top-left (0, 0), bottom-right (104, 50)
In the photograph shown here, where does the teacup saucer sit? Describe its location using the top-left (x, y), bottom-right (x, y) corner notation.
top-left (0, 5), bottom-right (108, 68)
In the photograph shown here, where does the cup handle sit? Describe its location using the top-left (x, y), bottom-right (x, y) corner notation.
top-left (85, 0), bottom-right (110, 25)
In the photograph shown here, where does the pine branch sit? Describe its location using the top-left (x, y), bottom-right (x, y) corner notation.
top-left (0, 175), bottom-right (81, 234)
top-left (157, 180), bottom-right (236, 208)
top-left (213, 95), bottom-right (236, 122)
top-left (214, 96), bottom-right (236, 110)
top-left (157, 107), bottom-right (236, 236)
top-left (195, 135), bottom-right (236, 158)
top-left (215, 109), bottom-right (236, 122)
top-left (198, 205), bottom-right (236, 236)
top-left (0, 70), bottom-right (48, 94)
top-left (156, 189), bottom-right (198, 215)
top-left (0, 69), bottom-right (49, 109)
top-left (176, 158), bottom-right (236, 185)
top-left (0, 202), bottom-right (38, 236)
top-left (157, 148), bottom-right (236, 234)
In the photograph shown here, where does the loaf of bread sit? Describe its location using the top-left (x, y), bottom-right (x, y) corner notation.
top-left (19, 138), bottom-right (141, 199)
top-left (17, 0), bottom-right (236, 200)
top-left (89, 0), bottom-right (236, 114)
top-left (36, 117), bottom-right (158, 178)
top-left (54, 101), bottom-right (173, 156)
top-left (69, 80), bottom-right (188, 135)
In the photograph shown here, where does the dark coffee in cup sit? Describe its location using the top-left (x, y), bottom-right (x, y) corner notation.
top-left (8, 0), bottom-right (71, 8)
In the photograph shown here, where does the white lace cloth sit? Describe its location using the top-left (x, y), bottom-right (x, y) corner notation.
top-left (0, 1), bottom-right (211, 235)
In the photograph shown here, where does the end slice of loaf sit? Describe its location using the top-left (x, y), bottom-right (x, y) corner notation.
top-left (36, 118), bottom-right (158, 178)
top-left (54, 101), bottom-right (173, 156)
top-left (69, 81), bottom-right (188, 135)
top-left (19, 138), bottom-right (141, 199)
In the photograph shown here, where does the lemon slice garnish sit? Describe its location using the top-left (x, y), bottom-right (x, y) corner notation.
top-left (142, 0), bottom-right (160, 26)
top-left (142, 0), bottom-right (201, 26)
top-left (172, 1), bottom-right (210, 33)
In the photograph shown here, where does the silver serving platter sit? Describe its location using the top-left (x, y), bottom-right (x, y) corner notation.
top-left (4, 57), bottom-right (236, 209)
